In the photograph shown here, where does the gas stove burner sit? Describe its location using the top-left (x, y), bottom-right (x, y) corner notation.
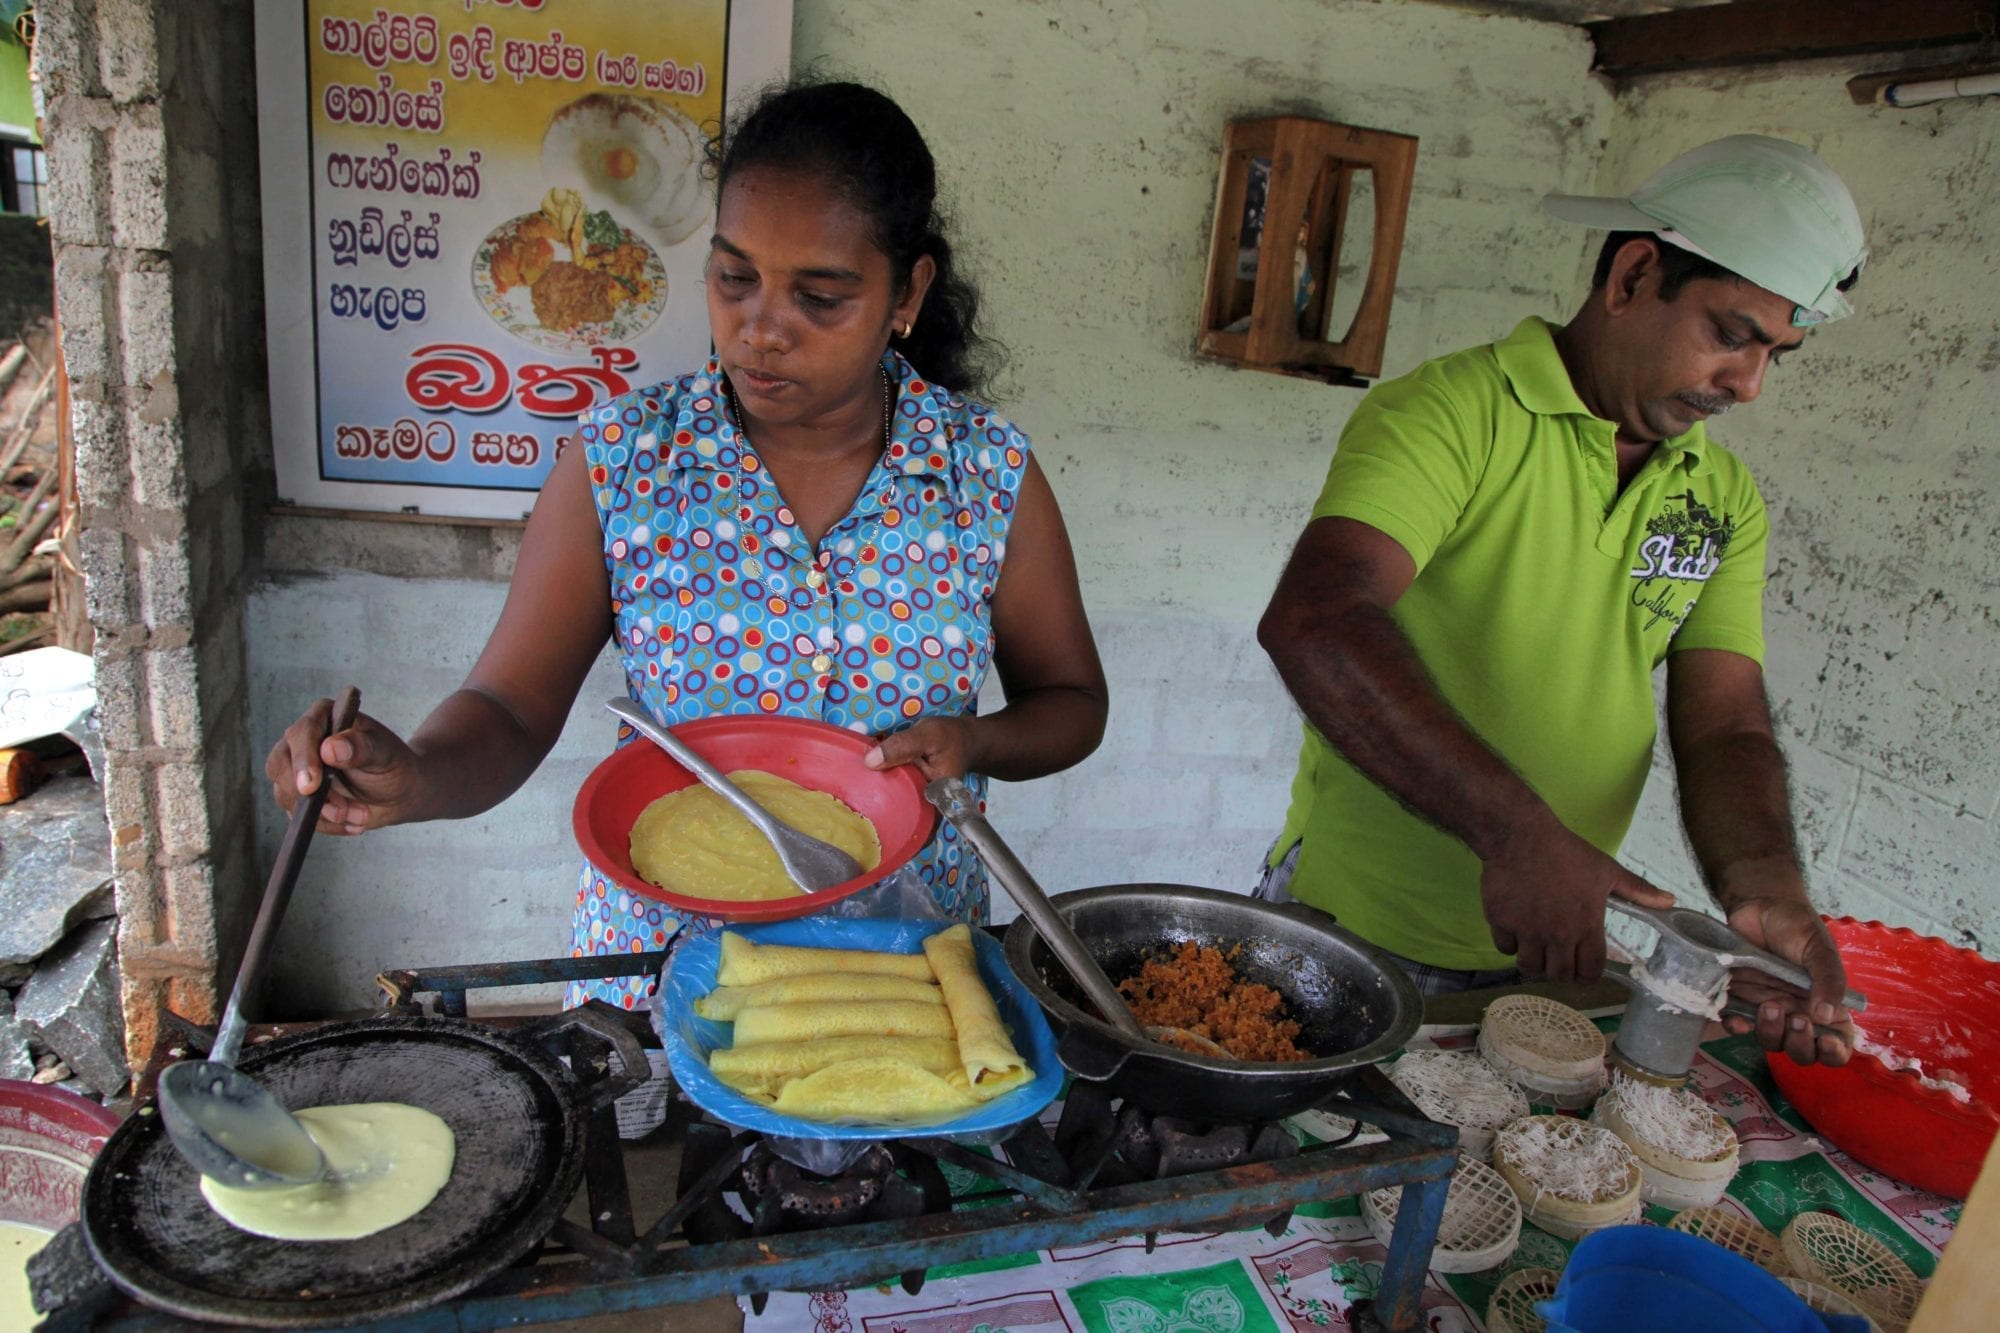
top-left (1150, 1117), bottom-right (1300, 1179)
top-left (1053, 1076), bottom-right (1304, 1232)
top-left (742, 1142), bottom-right (906, 1226)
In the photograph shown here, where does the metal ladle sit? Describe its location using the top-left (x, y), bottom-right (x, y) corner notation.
top-left (926, 777), bottom-right (1234, 1059)
top-left (157, 687), bottom-right (362, 1189)
top-left (605, 698), bottom-right (864, 892)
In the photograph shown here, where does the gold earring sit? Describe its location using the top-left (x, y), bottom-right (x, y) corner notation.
top-left (901, 321), bottom-right (914, 338)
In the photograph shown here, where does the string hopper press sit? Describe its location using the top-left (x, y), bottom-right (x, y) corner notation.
top-left (1602, 900), bottom-right (1867, 1085)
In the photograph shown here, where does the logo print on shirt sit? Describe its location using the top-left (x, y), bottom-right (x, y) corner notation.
top-left (1630, 489), bottom-right (1736, 631)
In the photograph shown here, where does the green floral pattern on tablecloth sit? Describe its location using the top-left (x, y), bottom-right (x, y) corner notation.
top-left (747, 1020), bottom-right (1957, 1331)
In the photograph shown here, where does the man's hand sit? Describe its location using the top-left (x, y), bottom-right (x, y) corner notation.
top-left (864, 717), bottom-right (980, 782)
top-left (1724, 896), bottom-right (1853, 1067)
top-left (1480, 815), bottom-right (1676, 981)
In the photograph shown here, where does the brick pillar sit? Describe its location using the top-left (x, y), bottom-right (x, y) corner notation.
top-left (36, 0), bottom-right (268, 1066)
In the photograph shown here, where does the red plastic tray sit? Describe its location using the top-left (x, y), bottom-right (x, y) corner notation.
top-left (571, 713), bottom-right (937, 922)
top-left (1766, 917), bottom-right (1999, 1199)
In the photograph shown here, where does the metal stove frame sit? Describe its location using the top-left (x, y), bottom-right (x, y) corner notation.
top-left (101, 948), bottom-right (1459, 1332)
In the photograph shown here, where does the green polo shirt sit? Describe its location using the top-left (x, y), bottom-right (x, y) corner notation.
top-left (1275, 317), bottom-right (1768, 970)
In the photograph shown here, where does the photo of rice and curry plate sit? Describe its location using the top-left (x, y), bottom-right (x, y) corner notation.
top-left (472, 93), bottom-right (708, 354)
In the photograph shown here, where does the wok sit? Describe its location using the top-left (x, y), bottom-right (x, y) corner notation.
top-left (1003, 884), bottom-right (1421, 1122)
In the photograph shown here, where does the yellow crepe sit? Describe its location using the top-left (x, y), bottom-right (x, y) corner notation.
top-left (715, 931), bottom-right (935, 987)
top-left (695, 972), bottom-right (945, 1021)
top-left (768, 1057), bottom-right (979, 1125)
top-left (732, 1000), bottom-right (956, 1047)
top-left (630, 771), bottom-right (881, 901)
top-left (923, 924), bottom-right (1033, 1100)
top-left (709, 1034), bottom-right (965, 1098)
top-left (197, 1103), bottom-right (456, 1242)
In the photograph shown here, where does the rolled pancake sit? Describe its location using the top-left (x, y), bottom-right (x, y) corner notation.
top-left (923, 924), bottom-right (1033, 1100)
top-left (769, 1057), bottom-right (978, 1125)
top-left (731, 999), bottom-right (956, 1046)
top-left (709, 1034), bottom-right (964, 1098)
top-left (695, 972), bottom-right (944, 1021)
top-left (715, 931), bottom-right (935, 987)
top-left (630, 771), bottom-right (881, 902)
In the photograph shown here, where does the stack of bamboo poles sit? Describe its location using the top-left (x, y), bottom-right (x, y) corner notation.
top-left (0, 334), bottom-right (65, 655)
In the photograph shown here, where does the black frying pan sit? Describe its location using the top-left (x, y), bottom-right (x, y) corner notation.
top-left (82, 1009), bottom-right (640, 1327)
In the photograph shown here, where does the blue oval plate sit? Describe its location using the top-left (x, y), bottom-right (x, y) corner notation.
top-left (663, 918), bottom-right (1063, 1140)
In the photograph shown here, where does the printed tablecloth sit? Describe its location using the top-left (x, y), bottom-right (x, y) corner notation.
top-left (746, 1017), bottom-right (1960, 1331)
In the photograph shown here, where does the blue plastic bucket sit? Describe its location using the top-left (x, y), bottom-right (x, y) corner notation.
top-left (1539, 1226), bottom-right (1872, 1333)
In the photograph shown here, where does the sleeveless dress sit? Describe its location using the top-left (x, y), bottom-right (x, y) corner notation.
top-left (565, 350), bottom-right (1030, 1009)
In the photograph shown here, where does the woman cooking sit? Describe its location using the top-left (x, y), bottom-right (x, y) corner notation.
top-left (265, 81), bottom-right (1110, 1010)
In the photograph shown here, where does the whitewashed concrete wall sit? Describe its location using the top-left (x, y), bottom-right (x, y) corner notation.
top-left (250, 0), bottom-right (1613, 1010)
top-left (1605, 60), bottom-right (2000, 954)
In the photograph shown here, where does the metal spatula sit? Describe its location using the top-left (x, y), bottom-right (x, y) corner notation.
top-left (926, 777), bottom-right (1234, 1059)
top-left (605, 698), bottom-right (863, 892)
top-left (157, 687), bottom-right (362, 1188)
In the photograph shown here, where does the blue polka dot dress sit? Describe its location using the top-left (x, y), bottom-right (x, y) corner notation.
top-left (565, 350), bottom-right (1029, 1009)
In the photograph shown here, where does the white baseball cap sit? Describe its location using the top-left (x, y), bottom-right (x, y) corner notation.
top-left (1543, 135), bottom-right (1867, 326)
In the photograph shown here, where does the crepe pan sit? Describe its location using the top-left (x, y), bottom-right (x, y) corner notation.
top-left (82, 1008), bottom-right (643, 1328)
top-left (1003, 883), bottom-right (1423, 1122)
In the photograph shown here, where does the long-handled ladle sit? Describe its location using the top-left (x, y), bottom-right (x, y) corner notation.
top-left (926, 776), bottom-right (1234, 1059)
top-left (156, 687), bottom-right (362, 1188)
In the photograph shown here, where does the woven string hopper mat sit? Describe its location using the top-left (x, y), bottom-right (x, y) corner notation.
top-left (1484, 1266), bottom-right (1561, 1333)
top-left (1387, 1049), bottom-right (1530, 1162)
top-left (1667, 1204), bottom-right (1789, 1275)
top-left (1477, 995), bottom-right (1608, 1109)
top-left (1491, 1114), bottom-right (1642, 1242)
top-left (1781, 1211), bottom-right (1923, 1332)
top-left (1360, 1154), bottom-right (1522, 1275)
top-left (1590, 1073), bottom-right (1741, 1210)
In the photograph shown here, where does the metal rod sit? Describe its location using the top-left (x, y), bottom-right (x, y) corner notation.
top-left (283, 1134), bottom-right (1458, 1331)
top-left (926, 776), bottom-right (1150, 1042)
top-left (1366, 1168), bottom-right (1452, 1331)
top-left (378, 949), bottom-right (673, 1002)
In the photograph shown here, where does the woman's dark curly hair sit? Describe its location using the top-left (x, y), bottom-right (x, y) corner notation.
top-left (711, 80), bottom-right (1000, 397)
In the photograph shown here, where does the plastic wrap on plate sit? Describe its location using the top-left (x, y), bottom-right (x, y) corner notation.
top-left (660, 917), bottom-right (1063, 1146)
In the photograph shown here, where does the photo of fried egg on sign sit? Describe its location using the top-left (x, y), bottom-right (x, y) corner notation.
top-left (542, 93), bottom-right (710, 248)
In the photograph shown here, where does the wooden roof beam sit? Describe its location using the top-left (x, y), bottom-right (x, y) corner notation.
top-left (1588, 0), bottom-right (2000, 81)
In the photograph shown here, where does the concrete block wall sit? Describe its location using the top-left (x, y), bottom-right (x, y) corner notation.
top-left (39, 0), bottom-right (268, 1061)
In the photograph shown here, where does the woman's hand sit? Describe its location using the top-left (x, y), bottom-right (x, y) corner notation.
top-left (264, 695), bottom-right (428, 835)
top-left (864, 716), bottom-right (980, 782)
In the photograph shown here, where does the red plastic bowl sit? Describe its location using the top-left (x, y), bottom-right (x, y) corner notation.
top-left (572, 714), bottom-right (937, 922)
top-left (1766, 917), bottom-right (2000, 1198)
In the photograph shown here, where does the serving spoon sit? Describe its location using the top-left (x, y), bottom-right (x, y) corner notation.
top-left (157, 688), bottom-right (362, 1189)
top-left (605, 698), bottom-right (864, 893)
top-left (925, 777), bottom-right (1234, 1059)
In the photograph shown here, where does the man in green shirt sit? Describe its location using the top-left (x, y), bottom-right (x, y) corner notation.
top-left (1259, 136), bottom-right (1864, 1067)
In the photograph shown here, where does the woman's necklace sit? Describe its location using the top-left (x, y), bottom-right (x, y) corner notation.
top-left (725, 364), bottom-right (895, 458)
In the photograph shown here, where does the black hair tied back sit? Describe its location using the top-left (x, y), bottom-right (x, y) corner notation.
top-left (713, 79), bottom-right (999, 396)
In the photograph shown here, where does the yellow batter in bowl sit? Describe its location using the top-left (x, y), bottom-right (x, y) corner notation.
top-left (629, 770), bottom-right (881, 900)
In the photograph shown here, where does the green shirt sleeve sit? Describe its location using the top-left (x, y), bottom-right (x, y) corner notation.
top-left (1308, 365), bottom-right (1489, 574)
top-left (1669, 469), bottom-right (1768, 664)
